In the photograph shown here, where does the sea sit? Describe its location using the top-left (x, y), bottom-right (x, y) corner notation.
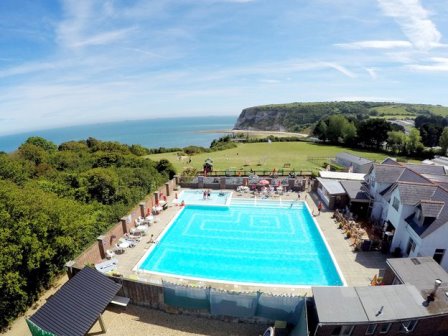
top-left (0, 116), bottom-right (237, 153)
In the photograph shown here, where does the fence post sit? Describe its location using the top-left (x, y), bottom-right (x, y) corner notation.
top-left (165, 182), bottom-right (170, 196)
top-left (220, 177), bottom-right (226, 189)
top-left (198, 176), bottom-right (204, 189)
top-left (154, 191), bottom-right (160, 206)
top-left (97, 235), bottom-right (106, 260)
top-left (121, 217), bottom-right (128, 234)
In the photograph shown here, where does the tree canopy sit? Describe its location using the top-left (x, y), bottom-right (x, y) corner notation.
top-left (0, 138), bottom-right (173, 330)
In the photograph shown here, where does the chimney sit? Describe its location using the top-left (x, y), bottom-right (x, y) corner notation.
top-left (424, 279), bottom-right (442, 306)
top-left (432, 279), bottom-right (443, 296)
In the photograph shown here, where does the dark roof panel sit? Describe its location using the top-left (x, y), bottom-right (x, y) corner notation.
top-left (403, 163), bottom-right (446, 176)
top-left (339, 180), bottom-right (370, 201)
top-left (381, 158), bottom-right (401, 165)
top-left (396, 183), bottom-right (437, 205)
top-left (374, 164), bottom-right (405, 183)
top-left (336, 152), bottom-right (373, 166)
top-left (397, 169), bottom-right (431, 184)
top-left (30, 267), bottom-right (121, 336)
top-left (420, 200), bottom-right (444, 218)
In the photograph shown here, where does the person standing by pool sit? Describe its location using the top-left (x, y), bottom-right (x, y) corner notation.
top-left (318, 201), bottom-right (323, 215)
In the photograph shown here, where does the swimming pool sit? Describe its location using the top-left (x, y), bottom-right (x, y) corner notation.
top-left (136, 203), bottom-right (344, 286)
top-left (177, 189), bottom-right (231, 205)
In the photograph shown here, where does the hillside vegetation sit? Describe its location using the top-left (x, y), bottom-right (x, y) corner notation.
top-left (233, 101), bottom-right (448, 132)
top-left (0, 137), bottom-right (175, 330)
top-left (148, 141), bottom-right (414, 174)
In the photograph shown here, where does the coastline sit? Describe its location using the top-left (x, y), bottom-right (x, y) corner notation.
top-left (197, 129), bottom-right (309, 137)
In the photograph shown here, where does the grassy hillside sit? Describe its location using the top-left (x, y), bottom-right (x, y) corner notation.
top-left (234, 101), bottom-right (448, 132)
top-left (148, 141), bottom-right (416, 173)
top-left (372, 104), bottom-right (448, 119)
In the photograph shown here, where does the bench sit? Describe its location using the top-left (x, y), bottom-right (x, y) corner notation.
top-left (110, 295), bottom-right (130, 307)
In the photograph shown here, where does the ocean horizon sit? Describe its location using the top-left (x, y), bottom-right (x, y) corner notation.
top-left (0, 116), bottom-right (237, 153)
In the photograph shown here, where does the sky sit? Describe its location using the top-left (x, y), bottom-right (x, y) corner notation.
top-left (0, 0), bottom-right (448, 135)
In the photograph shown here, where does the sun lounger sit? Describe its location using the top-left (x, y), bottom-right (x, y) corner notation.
top-left (110, 295), bottom-right (130, 307)
top-left (96, 258), bottom-right (118, 273)
top-left (105, 249), bottom-right (116, 259)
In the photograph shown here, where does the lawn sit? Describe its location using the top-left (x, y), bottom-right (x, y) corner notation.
top-left (147, 142), bottom-right (414, 174)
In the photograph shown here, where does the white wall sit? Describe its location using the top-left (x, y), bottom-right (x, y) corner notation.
top-left (386, 189), bottom-right (415, 251)
top-left (418, 224), bottom-right (448, 271)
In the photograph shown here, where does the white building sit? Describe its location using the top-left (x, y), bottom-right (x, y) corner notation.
top-left (365, 159), bottom-right (448, 270)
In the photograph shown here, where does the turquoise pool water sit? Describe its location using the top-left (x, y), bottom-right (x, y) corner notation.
top-left (138, 204), bottom-right (343, 286)
top-left (178, 190), bottom-right (231, 205)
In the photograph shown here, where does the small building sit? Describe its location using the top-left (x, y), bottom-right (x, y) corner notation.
top-left (339, 180), bottom-right (371, 217)
top-left (315, 171), bottom-right (366, 210)
top-left (315, 177), bottom-right (348, 210)
top-left (27, 267), bottom-right (122, 336)
top-left (335, 152), bottom-right (373, 174)
top-left (311, 257), bottom-right (448, 336)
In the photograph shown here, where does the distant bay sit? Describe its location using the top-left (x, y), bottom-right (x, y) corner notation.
top-left (0, 116), bottom-right (237, 153)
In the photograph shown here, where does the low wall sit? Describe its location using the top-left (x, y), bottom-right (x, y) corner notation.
top-left (67, 264), bottom-right (303, 326)
top-left (74, 178), bottom-right (177, 268)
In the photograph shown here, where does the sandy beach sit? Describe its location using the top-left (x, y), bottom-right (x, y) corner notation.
top-left (198, 129), bottom-right (309, 137)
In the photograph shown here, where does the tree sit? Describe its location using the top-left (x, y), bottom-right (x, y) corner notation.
top-left (357, 119), bottom-right (392, 149)
top-left (313, 120), bottom-right (328, 141)
top-left (406, 128), bottom-right (424, 155)
top-left (342, 121), bottom-right (357, 145)
top-left (156, 159), bottom-right (177, 179)
top-left (387, 131), bottom-right (407, 154)
top-left (326, 115), bottom-right (352, 143)
top-left (24, 137), bottom-right (57, 152)
top-left (440, 127), bottom-right (448, 155)
top-left (84, 168), bottom-right (119, 204)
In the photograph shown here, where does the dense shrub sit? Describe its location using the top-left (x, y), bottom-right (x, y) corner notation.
top-left (0, 137), bottom-right (173, 330)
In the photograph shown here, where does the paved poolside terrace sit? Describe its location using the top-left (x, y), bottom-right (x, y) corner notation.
top-left (110, 188), bottom-right (387, 296)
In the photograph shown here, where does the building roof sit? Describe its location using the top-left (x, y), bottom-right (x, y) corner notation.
top-left (318, 171), bottom-right (365, 181)
top-left (420, 187), bottom-right (448, 238)
top-left (373, 164), bottom-right (430, 184)
top-left (403, 163), bottom-right (446, 176)
top-left (386, 257), bottom-right (448, 315)
top-left (373, 164), bottom-right (406, 183)
top-left (336, 152), bottom-right (373, 166)
top-left (381, 157), bottom-right (401, 165)
top-left (419, 200), bottom-right (444, 218)
top-left (355, 285), bottom-right (430, 321)
top-left (29, 267), bottom-right (121, 336)
top-left (387, 257), bottom-right (448, 292)
top-left (388, 182), bottom-right (437, 206)
top-left (339, 180), bottom-right (370, 202)
top-left (313, 285), bottom-right (431, 324)
top-left (312, 287), bottom-right (366, 323)
top-left (316, 178), bottom-right (346, 195)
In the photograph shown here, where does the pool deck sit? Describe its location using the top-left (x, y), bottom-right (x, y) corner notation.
top-left (111, 189), bottom-right (387, 296)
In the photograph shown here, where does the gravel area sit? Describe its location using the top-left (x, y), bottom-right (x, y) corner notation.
top-left (86, 305), bottom-right (266, 336)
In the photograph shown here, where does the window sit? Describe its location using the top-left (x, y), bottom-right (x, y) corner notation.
top-left (392, 197), bottom-right (400, 211)
top-left (399, 320), bottom-right (418, 333)
top-left (379, 323), bottom-right (392, 334)
top-left (366, 324), bottom-right (377, 335)
top-left (406, 238), bottom-right (416, 256)
top-left (433, 249), bottom-right (446, 264)
top-left (331, 325), bottom-right (354, 336)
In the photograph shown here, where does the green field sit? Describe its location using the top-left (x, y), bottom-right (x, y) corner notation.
top-left (148, 142), bottom-right (414, 174)
top-left (372, 104), bottom-right (448, 118)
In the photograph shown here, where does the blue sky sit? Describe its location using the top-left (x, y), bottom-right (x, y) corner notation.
top-left (0, 0), bottom-right (447, 135)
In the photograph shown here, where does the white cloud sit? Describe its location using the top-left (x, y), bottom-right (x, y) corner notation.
top-left (365, 68), bottom-right (378, 79)
top-left (57, 0), bottom-right (135, 49)
top-left (376, 0), bottom-right (442, 50)
top-left (335, 40), bottom-right (413, 49)
top-left (322, 62), bottom-right (356, 78)
top-left (407, 57), bottom-right (448, 72)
